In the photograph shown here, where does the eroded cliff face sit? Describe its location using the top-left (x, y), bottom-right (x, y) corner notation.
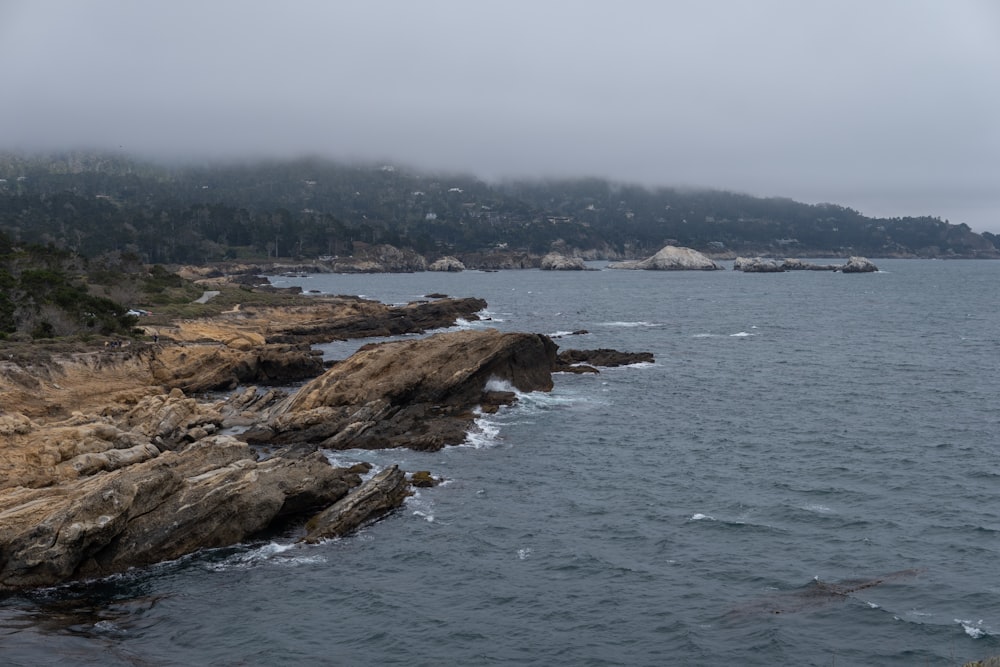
top-left (244, 329), bottom-right (559, 452)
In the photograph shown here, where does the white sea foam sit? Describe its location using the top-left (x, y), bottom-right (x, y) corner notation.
top-left (322, 453), bottom-right (364, 469)
top-left (484, 377), bottom-right (518, 393)
top-left (689, 513), bottom-right (715, 521)
top-left (955, 618), bottom-right (991, 638)
top-left (405, 487), bottom-right (439, 523)
top-left (93, 620), bottom-right (124, 634)
top-left (321, 453), bottom-right (381, 481)
top-left (461, 411), bottom-right (502, 449)
top-left (204, 541), bottom-right (328, 572)
top-left (477, 308), bottom-right (503, 322)
top-left (602, 320), bottom-right (661, 328)
top-left (802, 504), bottom-right (833, 514)
top-left (517, 547), bottom-right (532, 560)
top-left (730, 331), bottom-right (755, 337)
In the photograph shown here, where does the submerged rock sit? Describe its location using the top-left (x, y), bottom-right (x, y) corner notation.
top-left (727, 568), bottom-right (922, 616)
top-left (608, 245), bottom-right (722, 271)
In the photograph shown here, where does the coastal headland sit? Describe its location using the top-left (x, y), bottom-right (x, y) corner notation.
top-left (0, 285), bottom-right (651, 590)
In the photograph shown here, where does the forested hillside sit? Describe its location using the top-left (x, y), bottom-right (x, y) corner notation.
top-left (1, 152), bottom-right (996, 263)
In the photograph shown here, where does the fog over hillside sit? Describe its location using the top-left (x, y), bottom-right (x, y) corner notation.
top-left (1, 1), bottom-right (998, 230)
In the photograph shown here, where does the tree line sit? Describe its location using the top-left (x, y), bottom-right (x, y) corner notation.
top-left (1, 151), bottom-right (996, 263)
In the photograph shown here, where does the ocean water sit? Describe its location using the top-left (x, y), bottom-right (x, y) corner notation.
top-left (3, 260), bottom-right (1000, 666)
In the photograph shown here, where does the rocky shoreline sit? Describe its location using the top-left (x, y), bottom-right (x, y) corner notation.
top-left (0, 292), bottom-right (652, 590)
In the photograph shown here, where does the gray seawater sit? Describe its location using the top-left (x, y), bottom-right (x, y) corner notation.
top-left (3, 260), bottom-right (999, 666)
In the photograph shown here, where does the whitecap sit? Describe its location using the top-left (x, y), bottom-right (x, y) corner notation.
top-left (955, 618), bottom-right (990, 638)
top-left (730, 331), bottom-right (755, 337)
top-left (602, 320), bottom-right (660, 328)
top-left (802, 504), bottom-right (833, 514)
top-left (689, 513), bottom-right (715, 521)
top-left (517, 547), bottom-right (532, 560)
top-left (412, 510), bottom-right (435, 523)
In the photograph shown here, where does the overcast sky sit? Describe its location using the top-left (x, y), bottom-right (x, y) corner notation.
top-left (2, 1), bottom-right (999, 230)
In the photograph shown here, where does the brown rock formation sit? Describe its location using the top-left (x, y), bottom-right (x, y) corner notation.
top-left (557, 348), bottom-right (655, 369)
top-left (244, 329), bottom-right (558, 452)
top-left (0, 284), bottom-right (653, 590)
top-left (301, 465), bottom-right (411, 543)
top-left (0, 435), bottom-right (362, 589)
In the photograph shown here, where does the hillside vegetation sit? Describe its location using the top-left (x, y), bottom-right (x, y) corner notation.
top-left (1, 152), bottom-right (996, 263)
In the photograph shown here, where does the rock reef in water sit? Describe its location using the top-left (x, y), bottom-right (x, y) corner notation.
top-left (608, 245), bottom-right (723, 271)
top-left (732, 256), bottom-right (878, 273)
top-left (556, 348), bottom-right (655, 372)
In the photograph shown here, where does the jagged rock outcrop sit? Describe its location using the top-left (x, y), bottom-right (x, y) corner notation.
top-left (608, 245), bottom-right (723, 271)
top-left (0, 435), bottom-right (363, 589)
top-left (557, 348), bottom-right (655, 369)
top-left (540, 252), bottom-right (590, 271)
top-left (243, 329), bottom-right (558, 452)
top-left (301, 465), bottom-right (410, 543)
top-left (428, 256), bottom-right (466, 272)
top-left (0, 281), bottom-right (656, 590)
top-left (840, 256), bottom-right (879, 273)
